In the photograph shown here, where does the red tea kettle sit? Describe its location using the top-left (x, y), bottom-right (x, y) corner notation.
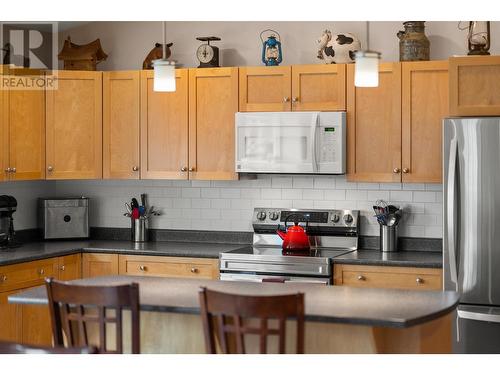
top-left (276, 215), bottom-right (310, 252)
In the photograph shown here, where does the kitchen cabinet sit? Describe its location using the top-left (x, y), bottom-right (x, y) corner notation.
top-left (57, 253), bottom-right (82, 281)
top-left (239, 64), bottom-right (346, 112)
top-left (103, 71), bottom-right (141, 179)
top-left (82, 253), bottom-right (119, 278)
top-left (1, 67), bottom-right (45, 181)
top-left (333, 264), bottom-right (442, 291)
top-left (402, 61), bottom-right (448, 183)
top-left (449, 56), bottom-right (500, 116)
top-left (45, 70), bottom-right (102, 179)
top-left (189, 68), bottom-right (239, 180)
top-left (0, 290), bottom-right (21, 341)
top-left (140, 69), bottom-right (189, 179)
top-left (347, 62), bottom-right (402, 182)
top-left (0, 67), bottom-right (5, 182)
top-left (118, 254), bottom-right (219, 279)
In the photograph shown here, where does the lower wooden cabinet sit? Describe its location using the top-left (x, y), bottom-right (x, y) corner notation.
top-left (333, 264), bottom-right (442, 291)
top-left (58, 254), bottom-right (82, 281)
top-left (0, 290), bottom-right (22, 342)
top-left (82, 253), bottom-right (119, 278)
top-left (118, 254), bottom-right (219, 280)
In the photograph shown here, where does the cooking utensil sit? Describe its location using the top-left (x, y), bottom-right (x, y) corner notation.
top-left (125, 202), bottom-right (132, 214)
top-left (140, 193), bottom-right (147, 209)
top-left (131, 207), bottom-right (140, 220)
top-left (131, 198), bottom-right (139, 210)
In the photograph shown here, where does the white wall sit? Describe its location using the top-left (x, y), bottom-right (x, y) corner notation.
top-left (54, 176), bottom-right (443, 238)
top-left (58, 21), bottom-right (500, 70)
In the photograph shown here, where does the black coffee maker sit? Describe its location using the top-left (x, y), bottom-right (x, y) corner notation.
top-left (0, 195), bottom-right (20, 249)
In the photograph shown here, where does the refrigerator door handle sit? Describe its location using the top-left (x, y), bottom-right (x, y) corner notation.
top-left (457, 307), bottom-right (500, 323)
top-left (447, 138), bottom-right (459, 287)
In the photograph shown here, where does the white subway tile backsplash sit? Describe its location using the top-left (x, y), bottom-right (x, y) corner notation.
top-left (302, 189), bottom-right (324, 200)
top-left (219, 188), bottom-right (241, 199)
top-left (390, 190), bottom-right (413, 202)
top-left (313, 177), bottom-right (335, 189)
top-left (181, 188), bottom-right (201, 198)
top-left (211, 199), bottom-right (232, 209)
top-left (282, 189), bottom-right (302, 200)
top-left (357, 182), bottom-right (380, 190)
top-left (324, 190), bottom-right (346, 201)
top-left (292, 176), bottom-right (314, 189)
top-left (402, 183), bottom-right (425, 191)
top-left (261, 188), bottom-right (281, 200)
top-left (271, 176), bottom-right (293, 188)
top-left (201, 188), bottom-right (220, 199)
top-left (367, 190), bottom-right (390, 201)
top-left (379, 183), bottom-right (402, 190)
top-left (191, 199), bottom-right (211, 209)
top-left (346, 190), bottom-right (367, 201)
top-left (414, 191), bottom-right (437, 203)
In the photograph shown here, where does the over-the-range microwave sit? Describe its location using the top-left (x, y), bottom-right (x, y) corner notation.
top-left (235, 111), bottom-right (346, 174)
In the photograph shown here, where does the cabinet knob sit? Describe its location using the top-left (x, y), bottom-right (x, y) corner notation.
top-left (60, 265), bottom-right (65, 271)
top-left (47, 165), bottom-right (54, 172)
top-left (10, 167), bottom-right (16, 173)
top-left (191, 267), bottom-right (198, 273)
top-left (393, 167), bottom-right (401, 174)
top-left (4, 168), bottom-right (11, 173)
top-left (357, 275), bottom-right (366, 281)
top-left (292, 97), bottom-right (299, 103)
top-left (416, 277), bottom-right (424, 284)
top-left (139, 265), bottom-right (147, 272)
top-left (181, 167), bottom-right (188, 172)
top-left (38, 269), bottom-right (45, 276)
top-left (0, 275), bottom-right (6, 282)
top-left (283, 97), bottom-right (290, 103)
top-left (188, 167), bottom-right (196, 172)
top-left (132, 166), bottom-right (139, 172)
top-left (402, 168), bottom-right (409, 174)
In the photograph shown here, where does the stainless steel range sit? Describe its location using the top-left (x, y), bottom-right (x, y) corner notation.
top-left (219, 207), bottom-right (360, 284)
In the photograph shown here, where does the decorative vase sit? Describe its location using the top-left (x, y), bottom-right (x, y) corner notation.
top-left (316, 30), bottom-right (361, 64)
top-left (397, 21), bottom-right (430, 61)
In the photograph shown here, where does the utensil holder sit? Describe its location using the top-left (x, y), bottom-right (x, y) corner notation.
top-left (380, 225), bottom-right (398, 252)
top-left (131, 218), bottom-right (148, 243)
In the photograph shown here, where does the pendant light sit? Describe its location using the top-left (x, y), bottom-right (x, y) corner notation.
top-left (354, 21), bottom-right (381, 87)
top-left (153, 21), bottom-right (176, 92)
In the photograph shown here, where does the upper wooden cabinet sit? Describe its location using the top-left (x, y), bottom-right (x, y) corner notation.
top-left (449, 56), bottom-right (500, 116)
top-left (140, 69), bottom-right (189, 179)
top-left (103, 71), bottom-right (140, 179)
top-left (1, 68), bottom-right (45, 181)
top-left (189, 68), bottom-right (239, 180)
top-left (239, 64), bottom-right (346, 112)
top-left (347, 62), bottom-right (402, 182)
top-left (46, 70), bottom-right (102, 179)
top-left (402, 61), bottom-right (448, 183)
top-left (0, 67), bottom-right (6, 182)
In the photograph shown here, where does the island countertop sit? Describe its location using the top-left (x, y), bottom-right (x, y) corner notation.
top-left (9, 275), bottom-right (459, 329)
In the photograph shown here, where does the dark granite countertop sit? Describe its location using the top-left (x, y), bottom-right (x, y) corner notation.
top-left (333, 250), bottom-right (443, 268)
top-left (9, 275), bottom-right (459, 328)
top-left (0, 240), bottom-right (246, 266)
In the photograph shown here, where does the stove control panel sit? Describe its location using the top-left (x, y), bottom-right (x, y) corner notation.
top-left (253, 208), bottom-right (359, 229)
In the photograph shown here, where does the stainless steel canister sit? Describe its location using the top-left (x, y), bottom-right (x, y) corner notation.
top-left (380, 225), bottom-right (398, 252)
top-left (131, 218), bottom-right (149, 242)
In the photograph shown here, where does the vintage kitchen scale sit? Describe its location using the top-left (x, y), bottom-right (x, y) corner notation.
top-left (195, 36), bottom-right (221, 68)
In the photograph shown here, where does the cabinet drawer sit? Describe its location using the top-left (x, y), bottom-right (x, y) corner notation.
top-left (334, 264), bottom-right (442, 291)
top-left (0, 258), bottom-right (58, 292)
top-left (118, 255), bottom-right (218, 279)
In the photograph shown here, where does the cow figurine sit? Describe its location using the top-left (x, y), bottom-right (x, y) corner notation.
top-left (142, 42), bottom-right (173, 69)
top-left (316, 30), bottom-right (361, 64)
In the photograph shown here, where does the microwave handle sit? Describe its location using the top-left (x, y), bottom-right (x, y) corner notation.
top-left (310, 114), bottom-right (319, 173)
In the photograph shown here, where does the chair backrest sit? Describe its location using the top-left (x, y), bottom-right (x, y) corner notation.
top-left (45, 278), bottom-right (140, 354)
top-left (0, 340), bottom-right (98, 354)
top-left (198, 287), bottom-right (305, 354)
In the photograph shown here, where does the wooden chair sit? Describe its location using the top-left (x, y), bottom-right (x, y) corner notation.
top-left (45, 278), bottom-right (140, 354)
top-left (198, 287), bottom-right (305, 354)
top-left (0, 340), bottom-right (98, 354)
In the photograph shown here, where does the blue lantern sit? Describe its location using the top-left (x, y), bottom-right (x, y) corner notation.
top-left (260, 29), bottom-right (282, 66)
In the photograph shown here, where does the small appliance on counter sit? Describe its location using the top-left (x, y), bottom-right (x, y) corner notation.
top-left (38, 197), bottom-right (89, 240)
top-left (0, 195), bottom-right (20, 249)
top-left (123, 193), bottom-right (160, 243)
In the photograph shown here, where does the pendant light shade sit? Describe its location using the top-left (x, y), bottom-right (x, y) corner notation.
top-left (354, 51), bottom-right (381, 87)
top-left (153, 21), bottom-right (176, 92)
top-left (354, 21), bottom-right (381, 87)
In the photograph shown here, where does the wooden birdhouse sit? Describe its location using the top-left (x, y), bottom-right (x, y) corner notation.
top-left (58, 37), bottom-right (108, 71)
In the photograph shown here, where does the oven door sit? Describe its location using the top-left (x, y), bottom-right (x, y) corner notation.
top-left (235, 112), bottom-right (319, 173)
top-left (220, 272), bottom-right (331, 285)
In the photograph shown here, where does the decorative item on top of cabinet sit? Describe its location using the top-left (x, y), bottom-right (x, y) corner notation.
top-left (140, 69), bottom-right (189, 179)
top-left (1, 66), bottom-right (45, 181)
top-left (449, 55), bottom-right (500, 116)
top-left (196, 37), bottom-right (221, 68)
top-left (260, 30), bottom-right (283, 66)
top-left (143, 42), bottom-right (173, 69)
top-left (347, 62), bottom-right (402, 182)
top-left (458, 21), bottom-right (491, 56)
top-left (188, 68), bottom-right (239, 180)
top-left (397, 21), bottom-right (430, 61)
top-left (316, 30), bottom-right (361, 64)
top-left (45, 70), bottom-right (102, 179)
top-left (58, 37), bottom-right (108, 71)
top-left (103, 71), bottom-right (140, 179)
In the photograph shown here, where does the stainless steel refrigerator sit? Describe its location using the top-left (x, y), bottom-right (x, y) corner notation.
top-left (444, 117), bottom-right (500, 353)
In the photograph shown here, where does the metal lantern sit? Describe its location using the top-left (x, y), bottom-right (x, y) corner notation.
top-left (260, 29), bottom-right (282, 66)
top-left (467, 21), bottom-right (491, 55)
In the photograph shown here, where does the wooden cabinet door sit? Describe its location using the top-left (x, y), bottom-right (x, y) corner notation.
top-left (189, 68), bottom-right (239, 180)
top-left (46, 70), bottom-right (102, 179)
top-left (103, 71), bottom-right (140, 179)
top-left (291, 64), bottom-right (346, 111)
top-left (140, 69), bottom-right (189, 179)
top-left (449, 56), bottom-right (500, 116)
top-left (239, 66), bottom-right (291, 111)
top-left (20, 303), bottom-right (52, 346)
top-left (402, 61), bottom-right (448, 183)
top-left (347, 63), bottom-right (402, 182)
top-left (0, 70), bottom-right (6, 182)
top-left (82, 253), bottom-right (119, 278)
top-left (0, 290), bottom-right (21, 342)
top-left (58, 253), bottom-right (82, 281)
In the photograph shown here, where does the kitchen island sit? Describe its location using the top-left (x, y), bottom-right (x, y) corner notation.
top-left (9, 275), bottom-right (459, 354)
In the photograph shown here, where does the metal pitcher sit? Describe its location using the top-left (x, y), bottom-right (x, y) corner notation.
top-left (397, 21), bottom-right (430, 61)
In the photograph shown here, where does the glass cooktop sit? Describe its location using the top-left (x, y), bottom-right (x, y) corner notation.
top-left (226, 246), bottom-right (354, 259)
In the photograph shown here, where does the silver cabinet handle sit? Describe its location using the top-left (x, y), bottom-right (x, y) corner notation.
top-left (188, 167), bottom-right (195, 172)
top-left (416, 277), bottom-right (424, 284)
top-left (357, 275), bottom-right (366, 281)
top-left (60, 265), bottom-right (65, 271)
top-left (291, 97), bottom-right (299, 103)
top-left (191, 267), bottom-right (198, 273)
top-left (402, 168), bottom-right (409, 174)
top-left (181, 167), bottom-right (187, 172)
top-left (47, 165), bottom-right (54, 172)
top-left (10, 167), bottom-right (16, 173)
top-left (38, 269), bottom-right (45, 276)
top-left (132, 166), bottom-right (139, 172)
top-left (0, 275), bottom-right (7, 282)
top-left (139, 265), bottom-right (147, 271)
top-left (393, 167), bottom-right (401, 174)
top-left (4, 168), bottom-right (11, 173)
top-left (283, 97), bottom-right (290, 103)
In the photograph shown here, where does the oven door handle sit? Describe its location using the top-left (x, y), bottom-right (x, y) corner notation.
top-left (262, 276), bottom-right (289, 283)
